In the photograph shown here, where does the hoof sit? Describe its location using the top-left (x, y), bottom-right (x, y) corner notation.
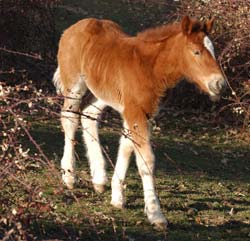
top-left (145, 199), bottom-right (168, 230)
top-left (111, 201), bottom-right (125, 209)
top-left (93, 183), bottom-right (105, 193)
top-left (62, 173), bottom-right (75, 189)
top-left (153, 221), bottom-right (168, 231)
top-left (65, 182), bottom-right (74, 190)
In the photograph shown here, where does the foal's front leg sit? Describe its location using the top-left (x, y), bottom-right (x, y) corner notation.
top-left (124, 109), bottom-right (167, 230)
top-left (135, 141), bottom-right (167, 229)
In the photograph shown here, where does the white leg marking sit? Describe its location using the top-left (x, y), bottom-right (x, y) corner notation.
top-left (204, 36), bottom-right (215, 59)
top-left (134, 143), bottom-right (167, 226)
top-left (61, 101), bottom-right (81, 189)
top-left (81, 99), bottom-right (107, 187)
top-left (111, 123), bottom-right (133, 208)
top-left (60, 76), bottom-right (86, 189)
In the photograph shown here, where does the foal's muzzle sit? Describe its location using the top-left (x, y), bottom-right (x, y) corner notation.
top-left (208, 77), bottom-right (227, 101)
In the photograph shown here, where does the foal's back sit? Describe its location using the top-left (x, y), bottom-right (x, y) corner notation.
top-left (58, 18), bottom-right (130, 93)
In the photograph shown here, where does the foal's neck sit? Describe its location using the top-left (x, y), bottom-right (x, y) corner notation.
top-left (148, 33), bottom-right (183, 92)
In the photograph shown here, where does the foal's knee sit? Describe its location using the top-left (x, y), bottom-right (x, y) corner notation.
top-left (136, 147), bottom-right (155, 177)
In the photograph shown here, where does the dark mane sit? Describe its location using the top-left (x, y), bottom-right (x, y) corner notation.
top-left (137, 22), bottom-right (181, 42)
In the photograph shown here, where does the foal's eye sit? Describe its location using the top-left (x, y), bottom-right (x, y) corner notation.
top-left (194, 50), bottom-right (201, 56)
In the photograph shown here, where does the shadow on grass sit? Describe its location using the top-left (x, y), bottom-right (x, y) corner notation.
top-left (17, 122), bottom-right (250, 241)
top-left (29, 123), bottom-right (250, 182)
top-left (195, 197), bottom-right (250, 207)
top-left (29, 217), bottom-right (249, 241)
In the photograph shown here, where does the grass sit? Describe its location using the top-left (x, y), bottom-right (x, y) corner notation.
top-left (14, 117), bottom-right (249, 241)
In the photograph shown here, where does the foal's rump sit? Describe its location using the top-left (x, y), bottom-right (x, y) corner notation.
top-left (53, 18), bottom-right (127, 99)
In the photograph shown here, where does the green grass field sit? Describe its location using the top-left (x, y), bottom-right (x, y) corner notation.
top-left (18, 116), bottom-right (249, 241)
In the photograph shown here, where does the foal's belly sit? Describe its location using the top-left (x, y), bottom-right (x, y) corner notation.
top-left (86, 83), bottom-right (124, 113)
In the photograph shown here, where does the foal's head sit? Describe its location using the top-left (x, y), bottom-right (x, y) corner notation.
top-left (180, 16), bottom-right (226, 101)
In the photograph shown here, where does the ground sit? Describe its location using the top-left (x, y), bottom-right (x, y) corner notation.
top-left (20, 111), bottom-right (249, 241)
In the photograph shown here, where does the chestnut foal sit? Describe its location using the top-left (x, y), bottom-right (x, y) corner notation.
top-left (53, 16), bottom-right (226, 229)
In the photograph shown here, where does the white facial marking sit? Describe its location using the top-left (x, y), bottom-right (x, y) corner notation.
top-left (204, 36), bottom-right (215, 59)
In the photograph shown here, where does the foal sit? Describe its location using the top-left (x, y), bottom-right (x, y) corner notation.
top-left (53, 16), bottom-right (225, 229)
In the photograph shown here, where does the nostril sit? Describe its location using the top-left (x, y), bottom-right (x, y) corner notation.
top-left (208, 81), bottom-right (218, 93)
top-left (208, 79), bottom-right (226, 94)
top-left (216, 81), bottom-right (220, 89)
top-left (217, 79), bottom-right (226, 90)
top-left (216, 80), bottom-right (222, 90)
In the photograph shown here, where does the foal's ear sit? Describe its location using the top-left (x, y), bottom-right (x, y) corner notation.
top-left (204, 17), bottom-right (215, 34)
top-left (181, 16), bottom-right (192, 35)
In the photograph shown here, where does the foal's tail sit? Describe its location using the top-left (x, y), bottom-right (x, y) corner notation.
top-left (52, 67), bottom-right (64, 95)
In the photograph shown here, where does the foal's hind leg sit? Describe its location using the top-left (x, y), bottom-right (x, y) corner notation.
top-left (81, 99), bottom-right (107, 193)
top-left (111, 121), bottom-right (134, 208)
top-left (60, 79), bottom-right (86, 189)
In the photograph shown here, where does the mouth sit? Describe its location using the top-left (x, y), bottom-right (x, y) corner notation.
top-left (209, 92), bottom-right (220, 102)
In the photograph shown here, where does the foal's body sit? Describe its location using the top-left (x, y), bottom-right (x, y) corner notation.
top-left (57, 19), bottom-right (173, 113)
top-left (53, 16), bottom-right (225, 229)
